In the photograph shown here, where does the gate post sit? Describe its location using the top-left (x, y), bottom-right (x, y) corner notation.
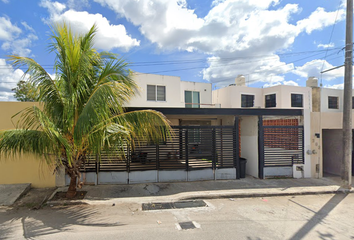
top-left (234, 116), bottom-right (240, 179)
top-left (212, 127), bottom-right (216, 179)
top-left (185, 129), bottom-right (189, 172)
top-left (258, 116), bottom-right (265, 179)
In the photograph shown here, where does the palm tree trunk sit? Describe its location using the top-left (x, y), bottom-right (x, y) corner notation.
top-left (66, 175), bottom-right (77, 198)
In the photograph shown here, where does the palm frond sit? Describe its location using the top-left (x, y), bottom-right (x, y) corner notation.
top-left (0, 129), bottom-right (59, 164)
top-left (13, 106), bottom-right (73, 161)
top-left (86, 110), bottom-right (172, 150)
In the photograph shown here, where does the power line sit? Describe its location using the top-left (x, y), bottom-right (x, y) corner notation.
top-left (320, 0), bottom-right (342, 87)
top-left (0, 47), bottom-right (343, 70)
top-left (0, 48), bottom-right (345, 85)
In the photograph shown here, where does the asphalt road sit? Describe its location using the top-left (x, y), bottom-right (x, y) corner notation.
top-left (1, 193), bottom-right (354, 240)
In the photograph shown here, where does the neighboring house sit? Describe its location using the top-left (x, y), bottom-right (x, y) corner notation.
top-left (308, 77), bottom-right (354, 178)
top-left (212, 75), bottom-right (312, 110)
top-left (212, 75), bottom-right (312, 179)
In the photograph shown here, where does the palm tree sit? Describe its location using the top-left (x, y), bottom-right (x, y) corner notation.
top-left (0, 23), bottom-right (171, 198)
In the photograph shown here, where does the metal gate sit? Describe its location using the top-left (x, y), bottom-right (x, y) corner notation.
top-left (258, 117), bottom-right (304, 178)
top-left (79, 125), bottom-right (241, 184)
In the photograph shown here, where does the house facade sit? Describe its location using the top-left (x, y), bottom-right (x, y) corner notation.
top-left (1, 72), bottom-right (336, 187)
top-left (307, 78), bottom-right (354, 178)
top-left (212, 75), bottom-right (312, 179)
top-left (73, 73), bottom-right (309, 186)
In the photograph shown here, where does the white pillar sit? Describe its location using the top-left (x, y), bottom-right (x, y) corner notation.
top-left (303, 109), bottom-right (312, 178)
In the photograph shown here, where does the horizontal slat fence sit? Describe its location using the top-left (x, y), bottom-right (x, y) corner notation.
top-left (263, 126), bottom-right (304, 167)
top-left (80, 126), bottom-right (237, 172)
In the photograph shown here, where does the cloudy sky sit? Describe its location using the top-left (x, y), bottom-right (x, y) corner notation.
top-left (0, 0), bottom-right (349, 101)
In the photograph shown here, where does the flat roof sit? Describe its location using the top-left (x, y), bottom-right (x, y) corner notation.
top-left (126, 107), bottom-right (303, 116)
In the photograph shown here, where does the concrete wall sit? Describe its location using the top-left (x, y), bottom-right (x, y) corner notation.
top-left (66, 169), bottom-right (237, 185)
top-left (127, 73), bottom-right (183, 107)
top-left (310, 112), bottom-right (322, 178)
top-left (127, 73), bottom-right (212, 108)
top-left (303, 109), bottom-right (312, 178)
top-left (320, 88), bottom-right (343, 112)
top-left (312, 87), bottom-right (321, 112)
top-left (180, 81), bottom-right (212, 107)
top-left (262, 85), bottom-right (312, 109)
top-left (0, 102), bottom-right (56, 188)
top-left (264, 167), bottom-right (292, 177)
top-left (322, 129), bottom-right (342, 176)
top-left (240, 116), bottom-right (258, 178)
top-left (213, 84), bottom-right (311, 109)
top-left (212, 86), bottom-right (262, 108)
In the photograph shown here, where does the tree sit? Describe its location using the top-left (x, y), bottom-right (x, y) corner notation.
top-left (0, 23), bottom-right (171, 198)
top-left (12, 80), bottom-right (39, 102)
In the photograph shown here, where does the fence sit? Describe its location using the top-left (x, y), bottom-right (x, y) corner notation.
top-left (80, 126), bottom-right (239, 181)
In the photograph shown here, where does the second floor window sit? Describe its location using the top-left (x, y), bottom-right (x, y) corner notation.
top-left (328, 96), bottom-right (339, 109)
top-left (291, 94), bottom-right (303, 107)
top-left (265, 94), bottom-right (276, 108)
top-left (185, 91), bottom-right (200, 108)
top-left (241, 94), bottom-right (254, 107)
top-left (147, 85), bottom-right (166, 101)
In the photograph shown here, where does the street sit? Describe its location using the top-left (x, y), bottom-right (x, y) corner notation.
top-left (1, 193), bottom-right (354, 240)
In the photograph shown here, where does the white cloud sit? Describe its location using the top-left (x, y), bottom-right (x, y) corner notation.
top-left (296, 7), bottom-right (345, 34)
top-left (283, 80), bottom-right (298, 86)
top-left (40, 0), bottom-right (140, 51)
top-left (1, 0), bottom-right (9, 3)
top-left (93, 0), bottom-right (344, 85)
top-left (293, 59), bottom-right (344, 81)
top-left (39, 0), bottom-right (66, 17)
top-left (263, 80), bottom-right (298, 88)
top-left (317, 43), bottom-right (335, 49)
top-left (0, 17), bottom-right (21, 41)
top-left (0, 58), bottom-right (24, 101)
top-left (0, 18), bottom-right (37, 56)
top-left (324, 83), bottom-right (344, 89)
top-left (66, 0), bottom-right (90, 10)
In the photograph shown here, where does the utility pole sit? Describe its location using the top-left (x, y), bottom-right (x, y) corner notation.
top-left (342, 0), bottom-right (353, 189)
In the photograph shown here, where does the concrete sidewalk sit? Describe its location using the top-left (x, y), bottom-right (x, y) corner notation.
top-left (0, 183), bottom-right (31, 206)
top-left (50, 177), bottom-right (352, 205)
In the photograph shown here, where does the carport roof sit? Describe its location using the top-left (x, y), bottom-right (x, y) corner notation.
top-left (126, 107), bottom-right (303, 116)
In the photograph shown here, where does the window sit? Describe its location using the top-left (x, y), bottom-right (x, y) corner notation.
top-left (328, 96), bottom-right (339, 109)
top-left (352, 97), bottom-right (354, 109)
top-left (291, 94), bottom-right (303, 107)
top-left (241, 94), bottom-right (254, 107)
top-left (265, 94), bottom-right (276, 108)
top-left (147, 85), bottom-right (166, 101)
top-left (185, 91), bottom-right (200, 108)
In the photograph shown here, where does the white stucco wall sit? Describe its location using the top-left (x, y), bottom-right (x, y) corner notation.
top-left (127, 73), bottom-right (212, 108)
top-left (262, 85), bottom-right (311, 109)
top-left (320, 88), bottom-right (343, 112)
top-left (212, 86), bottom-right (262, 108)
top-left (126, 73), bottom-right (183, 107)
top-left (240, 116), bottom-right (259, 178)
top-left (180, 81), bottom-right (212, 107)
top-left (212, 87), bottom-right (232, 108)
top-left (303, 109), bottom-right (312, 178)
top-left (213, 85), bottom-right (311, 109)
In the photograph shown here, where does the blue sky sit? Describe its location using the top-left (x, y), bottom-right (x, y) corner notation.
top-left (0, 0), bottom-right (349, 101)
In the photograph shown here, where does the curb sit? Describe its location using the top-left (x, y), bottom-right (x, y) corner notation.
top-left (46, 188), bottom-right (353, 206)
top-left (179, 190), bottom-right (350, 200)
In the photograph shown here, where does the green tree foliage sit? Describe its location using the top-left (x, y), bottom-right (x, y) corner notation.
top-left (0, 23), bottom-right (171, 198)
top-left (12, 80), bottom-right (39, 102)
